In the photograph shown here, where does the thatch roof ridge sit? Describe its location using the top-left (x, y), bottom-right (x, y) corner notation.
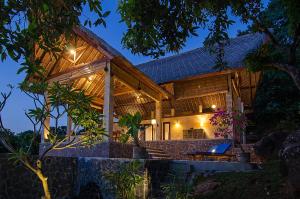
top-left (135, 32), bottom-right (266, 84)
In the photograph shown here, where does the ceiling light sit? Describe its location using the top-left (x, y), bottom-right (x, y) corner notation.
top-left (69, 49), bottom-right (76, 55)
top-left (88, 75), bottom-right (94, 81)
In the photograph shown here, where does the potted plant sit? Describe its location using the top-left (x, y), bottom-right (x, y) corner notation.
top-left (119, 112), bottom-right (148, 159)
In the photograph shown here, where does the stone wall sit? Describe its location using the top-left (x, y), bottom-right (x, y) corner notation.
top-left (40, 141), bottom-right (133, 158)
top-left (0, 155), bottom-right (169, 199)
top-left (143, 139), bottom-right (233, 160)
top-left (0, 154), bottom-right (77, 199)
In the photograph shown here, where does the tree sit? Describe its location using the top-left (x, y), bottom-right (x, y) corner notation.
top-left (0, 82), bottom-right (106, 199)
top-left (1, 1), bottom-right (299, 89)
top-left (0, 0), bottom-right (110, 75)
top-left (118, 0), bottom-right (300, 90)
top-left (253, 70), bottom-right (300, 133)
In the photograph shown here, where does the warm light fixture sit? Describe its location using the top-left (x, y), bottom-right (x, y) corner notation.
top-left (151, 119), bottom-right (156, 125)
top-left (211, 104), bottom-right (216, 109)
top-left (88, 75), bottom-right (94, 81)
top-left (69, 48), bottom-right (76, 61)
top-left (175, 120), bottom-right (180, 128)
top-left (69, 49), bottom-right (76, 55)
top-left (199, 117), bottom-right (205, 127)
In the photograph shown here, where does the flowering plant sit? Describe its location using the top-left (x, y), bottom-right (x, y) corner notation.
top-left (210, 109), bottom-right (247, 138)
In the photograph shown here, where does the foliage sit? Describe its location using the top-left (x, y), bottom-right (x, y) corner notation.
top-left (196, 161), bottom-right (287, 199)
top-left (253, 70), bottom-right (300, 133)
top-left (118, 112), bottom-right (143, 146)
top-left (118, 0), bottom-right (300, 91)
top-left (0, 0), bottom-right (110, 75)
top-left (0, 82), bottom-right (106, 199)
top-left (0, 129), bottom-right (17, 153)
top-left (104, 160), bottom-right (144, 199)
top-left (162, 173), bottom-right (193, 199)
top-left (209, 109), bottom-right (247, 138)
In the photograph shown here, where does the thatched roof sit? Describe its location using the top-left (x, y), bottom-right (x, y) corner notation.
top-left (136, 33), bottom-right (266, 84)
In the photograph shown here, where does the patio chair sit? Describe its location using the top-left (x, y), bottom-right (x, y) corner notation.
top-left (186, 143), bottom-right (234, 161)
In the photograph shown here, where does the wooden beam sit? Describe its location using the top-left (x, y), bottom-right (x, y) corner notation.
top-left (47, 58), bottom-right (108, 83)
top-left (170, 69), bottom-right (242, 83)
top-left (176, 90), bottom-right (228, 100)
top-left (231, 79), bottom-right (240, 97)
top-left (111, 63), bottom-right (161, 102)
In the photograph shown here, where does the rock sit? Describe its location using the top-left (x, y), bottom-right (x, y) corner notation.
top-left (254, 131), bottom-right (289, 158)
top-left (193, 179), bottom-right (220, 196)
top-left (279, 131), bottom-right (300, 198)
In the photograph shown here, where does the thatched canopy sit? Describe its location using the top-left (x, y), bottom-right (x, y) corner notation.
top-left (34, 26), bottom-right (171, 119)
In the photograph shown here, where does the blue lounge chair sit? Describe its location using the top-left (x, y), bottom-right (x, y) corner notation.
top-left (186, 143), bottom-right (234, 161)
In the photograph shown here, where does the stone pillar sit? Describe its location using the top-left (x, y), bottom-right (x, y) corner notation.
top-left (103, 62), bottom-right (114, 141)
top-left (42, 92), bottom-right (50, 143)
top-left (155, 99), bottom-right (162, 140)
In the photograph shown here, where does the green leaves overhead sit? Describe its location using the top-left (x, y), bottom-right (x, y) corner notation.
top-left (0, 0), bottom-right (110, 76)
top-left (118, 0), bottom-right (262, 60)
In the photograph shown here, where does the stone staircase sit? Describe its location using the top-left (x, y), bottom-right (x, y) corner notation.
top-left (145, 147), bottom-right (171, 160)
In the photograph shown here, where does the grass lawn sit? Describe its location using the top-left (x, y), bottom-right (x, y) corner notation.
top-left (195, 161), bottom-right (288, 199)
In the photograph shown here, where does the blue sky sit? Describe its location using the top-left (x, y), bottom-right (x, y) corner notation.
top-left (0, 1), bottom-right (266, 133)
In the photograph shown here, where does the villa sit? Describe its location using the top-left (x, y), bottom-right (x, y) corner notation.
top-left (36, 26), bottom-right (266, 159)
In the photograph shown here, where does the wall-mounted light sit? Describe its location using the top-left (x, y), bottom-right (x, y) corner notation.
top-left (175, 120), bottom-right (180, 128)
top-left (199, 117), bottom-right (205, 127)
top-left (211, 104), bottom-right (216, 109)
top-left (151, 119), bottom-right (156, 125)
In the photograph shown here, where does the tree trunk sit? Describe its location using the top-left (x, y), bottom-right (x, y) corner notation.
top-left (269, 63), bottom-right (300, 91)
top-left (37, 170), bottom-right (51, 199)
top-left (35, 160), bottom-right (51, 199)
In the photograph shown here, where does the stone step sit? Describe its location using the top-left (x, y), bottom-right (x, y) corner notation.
top-left (145, 147), bottom-right (171, 160)
top-left (148, 153), bottom-right (170, 158)
top-left (146, 148), bottom-right (165, 153)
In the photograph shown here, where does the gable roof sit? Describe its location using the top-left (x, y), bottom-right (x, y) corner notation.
top-left (135, 33), bottom-right (266, 84)
top-left (72, 26), bottom-right (172, 99)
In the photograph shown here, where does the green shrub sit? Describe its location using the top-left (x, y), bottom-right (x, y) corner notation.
top-left (104, 160), bottom-right (144, 199)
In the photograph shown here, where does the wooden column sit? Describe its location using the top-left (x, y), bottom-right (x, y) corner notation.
top-left (42, 92), bottom-right (50, 143)
top-left (67, 115), bottom-right (72, 137)
top-left (226, 74), bottom-right (234, 140)
top-left (103, 62), bottom-right (114, 141)
top-left (237, 97), bottom-right (246, 144)
top-left (171, 108), bottom-right (175, 117)
top-left (155, 99), bottom-right (162, 140)
top-left (226, 74), bottom-right (233, 112)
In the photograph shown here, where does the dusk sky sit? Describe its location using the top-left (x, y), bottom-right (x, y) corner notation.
top-left (0, 1), bottom-right (268, 133)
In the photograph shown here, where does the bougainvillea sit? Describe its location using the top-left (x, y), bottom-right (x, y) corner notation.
top-left (210, 109), bottom-right (247, 138)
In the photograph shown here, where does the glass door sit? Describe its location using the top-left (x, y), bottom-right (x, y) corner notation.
top-left (163, 122), bottom-right (170, 140)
